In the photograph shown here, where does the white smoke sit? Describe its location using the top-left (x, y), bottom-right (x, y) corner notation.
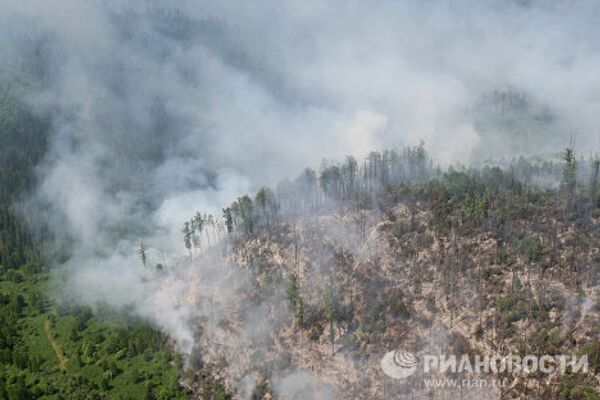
top-left (2, 0), bottom-right (600, 397)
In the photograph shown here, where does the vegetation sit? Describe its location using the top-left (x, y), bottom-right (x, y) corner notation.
top-left (2, 60), bottom-right (599, 399)
top-left (0, 84), bottom-right (189, 399)
top-left (181, 143), bottom-right (600, 399)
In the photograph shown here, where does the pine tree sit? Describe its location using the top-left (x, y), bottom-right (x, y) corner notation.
top-left (137, 241), bottom-right (147, 266)
top-left (561, 147), bottom-right (577, 194)
top-left (590, 159), bottom-right (599, 205)
top-left (222, 207), bottom-right (234, 234)
top-left (286, 273), bottom-right (303, 326)
top-left (181, 221), bottom-right (192, 260)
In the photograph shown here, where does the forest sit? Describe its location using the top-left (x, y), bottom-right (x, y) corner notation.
top-left (0, 83), bottom-right (190, 400)
top-left (1, 72), bottom-right (599, 398)
top-left (168, 143), bottom-right (600, 399)
top-left (1, 2), bottom-right (600, 399)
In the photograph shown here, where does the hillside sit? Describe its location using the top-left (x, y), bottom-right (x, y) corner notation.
top-left (1, 3), bottom-right (600, 399)
top-left (1, 84), bottom-right (598, 399)
top-left (179, 154), bottom-right (600, 399)
top-left (0, 85), bottom-right (191, 400)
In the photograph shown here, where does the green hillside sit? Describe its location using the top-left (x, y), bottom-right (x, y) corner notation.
top-left (0, 84), bottom-right (189, 400)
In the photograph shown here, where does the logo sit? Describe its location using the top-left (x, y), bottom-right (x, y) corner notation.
top-left (380, 349), bottom-right (588, 381)
top-left (381, 349), bottom-right (418, 379)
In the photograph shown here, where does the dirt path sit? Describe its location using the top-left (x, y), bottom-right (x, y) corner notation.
top-left (44, 319), bottom-right (68, 369)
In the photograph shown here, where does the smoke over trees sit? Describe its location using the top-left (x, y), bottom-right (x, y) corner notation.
top-left (0, 0), bottom-right (600, 398)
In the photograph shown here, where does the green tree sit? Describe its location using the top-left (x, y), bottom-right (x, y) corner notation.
top-left (255, 187), bottom-right (276, 231)
top-left (561, 147), bottom-right (577, 201)
top-left (286, 273), bottom-right (304, 326)
top-left (222, 207), bottom-right (234, 234)
top-left (181, 221), bottom-right (192, 260)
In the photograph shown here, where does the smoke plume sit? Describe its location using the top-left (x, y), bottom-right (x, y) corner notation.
top-left (2, 0), bottom-right (600, 397)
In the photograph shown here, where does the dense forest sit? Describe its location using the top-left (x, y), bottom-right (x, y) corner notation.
top-left (0, 83), bottom-right (190, 400)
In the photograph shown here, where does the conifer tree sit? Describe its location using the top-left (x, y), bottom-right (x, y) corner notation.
top-left (137, 241), bottom-right (147, 266)
top-left (181, 221), bottom-right (192, 260)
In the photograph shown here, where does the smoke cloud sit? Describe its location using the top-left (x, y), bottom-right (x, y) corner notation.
top-left (2, 0), bottom-right (600, 397)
